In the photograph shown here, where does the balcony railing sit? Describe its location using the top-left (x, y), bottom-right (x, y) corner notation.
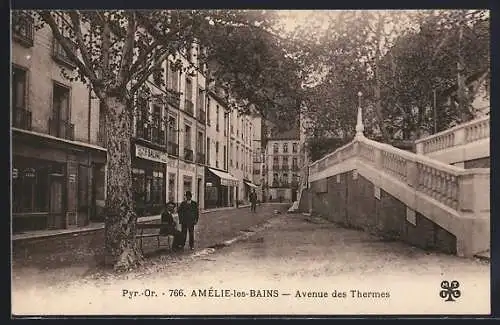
top-left (167, 141), bottom-right (178, 156)
top-left (282, 165), bottom-right (290, 171)
top-left (165, 90), bottom-right (181, 108)
top-left (198, 110), bottom-right (206, 125)
top-left (292, 165), bottom-right (300, 171)
top-left (291, 180), bottom-right (299, 188)
top-left (184, 148), bottom-right (194, 162)
top-left (12, 13), bottom-right (34, 47)
top-left (184, 99), bottom-right (194, 116)
top-left (272, 164), bottom-right (280, 170)
top-left (415, 115), bottom-right (490, 155)
top-left (151, 128), bottom-right (166, 146)
top-left (52, 39), bottom-right (76, 68)
top-left (12, 108), bottom-right (32, 130)
top-left (196, 152), bottom-right (205, 164)
top-left (48, 118), bottom-right (74, 140)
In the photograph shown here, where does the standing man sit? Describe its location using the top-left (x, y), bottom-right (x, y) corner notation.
top-left (178, 191), bottom-right (199, 250)
top-left (249, 189), bottom-right (257, 213)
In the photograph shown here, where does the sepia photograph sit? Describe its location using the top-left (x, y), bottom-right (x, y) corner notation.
top-left (10, 9), bottom-right (491, 316)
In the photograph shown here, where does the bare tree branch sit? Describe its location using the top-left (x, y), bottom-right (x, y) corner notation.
top-left (39, 11), bottom-right (104, 100)
top-left (118, 11), bottom-right (137, 87)
top-left (68, 11), bottom-right (97, 81)
top-left (130, 51), bottom-right (171, 95)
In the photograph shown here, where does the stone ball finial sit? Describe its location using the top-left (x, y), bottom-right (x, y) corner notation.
top-left (357, 91), bottom-right (363, 97)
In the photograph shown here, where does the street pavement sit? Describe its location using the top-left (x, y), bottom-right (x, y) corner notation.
top-left (12, 203), bottom-right (287, 291)
top-left (12, 210), bottom-right (490, 316)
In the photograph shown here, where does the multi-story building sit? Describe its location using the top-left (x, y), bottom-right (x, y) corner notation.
top-left (228, 106), bottom-right (259, 205)
top-left (264, 122), bottom-right (303, 202)
top-left (251, 115), bottom-right (265, 202)
top-left (204, 86), bottom-right (238, 209)
top-left (11, 17), bottom-right (104, 232)
top-left (11, 15), bottom-right (264, 233)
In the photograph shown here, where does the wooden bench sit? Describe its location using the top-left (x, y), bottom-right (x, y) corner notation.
top-left (136, 223), bottom-right (174, 253)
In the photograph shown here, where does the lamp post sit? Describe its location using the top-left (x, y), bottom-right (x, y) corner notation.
top-left (355, 91), bottom-right (364, 139)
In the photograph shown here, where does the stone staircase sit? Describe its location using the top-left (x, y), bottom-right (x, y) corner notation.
top-left (304, 104), bottom-right (490, 258)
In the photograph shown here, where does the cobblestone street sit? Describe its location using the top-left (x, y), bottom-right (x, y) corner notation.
top-left (12, 211), bottom-right (489, 315)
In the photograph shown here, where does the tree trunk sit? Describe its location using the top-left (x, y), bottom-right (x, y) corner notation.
top-left (104, 96), bottom-right (142, 271)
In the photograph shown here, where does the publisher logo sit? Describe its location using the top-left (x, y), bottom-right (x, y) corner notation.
top-left (439, 280), bottom-right (461, 302)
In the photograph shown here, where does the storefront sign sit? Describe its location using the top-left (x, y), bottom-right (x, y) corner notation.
top-left (135, 144), bottom-right (168, 164)
top-left (24, 168), bottom-right (35, 178)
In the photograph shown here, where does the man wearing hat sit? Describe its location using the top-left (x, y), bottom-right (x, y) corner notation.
top-left (178, 191), bottom-right (199, 250)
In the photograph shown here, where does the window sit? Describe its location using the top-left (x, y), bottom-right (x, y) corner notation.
top-left (12, 12), bottom-right (34, 47)
top-left (206, 137), bottom-right (211, 165)
top-left (230, 143), bottom-right (233, 167)
top-left (236, 145), bottom-right (239, 168)
top-left (132, 168), bottom-right (146, 203)
top-left (12, 158), bottom-right (58, 214)
top-left (223, 112), bottom-right (227, 136)
top-left (283, 143), bottom-right (288, 153)
top-left (223, 145), bottom-right (227, 170)
top-left (283, 156), bottom-right (289, 166)
top-left (184, 78), bottom-right (193, 114)
top-left (273, 144), bottom-right (279, 153)
top-left (292, 157), bottom-right (298, 168)
top-left (168, 173), bottom-right (176, 203)
top-left (184, 124), bottom-right (191, 149)
top-left (292, 143), bottom-right (298, 153)
top-left (273, 156), bottom-right (279, 167)
top-left (50, 83), bottom-right (73, 140)
top-left (216, 105), bottom-right (220, 132)
top-left (215, 141), bottom-right (219, 168)
top-left (168, 61), bottom-right (179, 91)
top-left (283, 173), bottom-right (288, 183)
top-left (152, 103), bottom-right (163, 144)
top-left (151, 171), bottom-right (165, 204)
top-left (167, 115), bottom-right (178, 156)
top-left (183, 176), bottom-right (193, 197)
top-left (206, 97), bottom-right (211, 126)
top-left (273, 173), bottom-right (279, 181)
top-left (197, 131), bottom-right (204, 154)
top-left (12, 66), bottom-right (31, 130)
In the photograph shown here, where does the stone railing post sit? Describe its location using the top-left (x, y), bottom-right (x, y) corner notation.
top-left (406, 160), bottom-right (418, 188)
top-left (415, 142), bottom-right (424, 155)
top-left (374, 146), bottom-right (383, 169)
top-left (454, 127), bottom-right (466, 146)
top-left (458, 171), bottom-right (490, 213)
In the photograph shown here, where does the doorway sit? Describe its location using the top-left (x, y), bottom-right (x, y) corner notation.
top-left (197, 177), bottom-right (202, 205)
top-left (48, 174), bottom-right (65, 229)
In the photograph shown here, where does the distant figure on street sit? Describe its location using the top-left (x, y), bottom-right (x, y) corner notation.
top-left (178, 191), bottom-right (199, 250)
top-left (249, 189), bottom-right (257, 213)
top-left (160, 201), bottom-right (183, 250)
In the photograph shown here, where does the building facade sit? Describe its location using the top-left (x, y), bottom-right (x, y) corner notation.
top-left (12, 18), bottom-right (105, 233)
top-left (11, 16), bottom-right (265, 233)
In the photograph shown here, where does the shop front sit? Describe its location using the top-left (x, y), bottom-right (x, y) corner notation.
top-left (205, 167), bottom-right (238, 209)
top-left (132, 143), bottom-right (167, 216)
top-left (12, 131), bottom-right (106, 233)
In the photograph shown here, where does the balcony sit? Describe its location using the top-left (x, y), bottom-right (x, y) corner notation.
top-left (166, 90), bottom-right (181, 108)
top-left (48, 118), bottom-right (74, 140)
top-left (184, 147), bottom-right (194, 162)
top-left (196, 152), bottom-right (205, 164)
top-left (151, 128), bottom-right (166, 146)
top-left (12, 13), bottom-right (34, 47)
top-left (281, 165), bottom-right (290, 171)
top-left (292, 165), bottom-right (300, 172)
top-left (52, 39), bottom-right (76, 68)
top-left (135, 120), bottom-right (151, 141)
top-left (272, 165), bottom-right (280, 171)
top-left (12, 108), bottom-right (32, 130)
top-left (291, 180), bottom-right (299, 188)
top-left (198, 110), bottom-right (206, 125)
top-left (184, 99), bottom-right (194, 116)
top-left (167, 141), bottom-right (178, 156)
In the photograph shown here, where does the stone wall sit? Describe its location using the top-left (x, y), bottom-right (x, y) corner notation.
top-left (310, 171), bottom-right (457, 254)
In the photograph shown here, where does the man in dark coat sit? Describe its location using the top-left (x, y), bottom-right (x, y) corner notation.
top-left (178, 191), bottom-right (199, 250)
top-left (249, 189), bottom-right (257, 213)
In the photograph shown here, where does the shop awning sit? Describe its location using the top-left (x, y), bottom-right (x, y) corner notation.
top-left (208, 168), bottom-right (239, 187)
top-left (244, 181), bottom-right (259, 188)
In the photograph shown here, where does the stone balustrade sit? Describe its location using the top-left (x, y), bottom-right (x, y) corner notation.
top-left (309, 135), bottom-right (489, 214)
top-left (415, 116), bottom-right (489, 155)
